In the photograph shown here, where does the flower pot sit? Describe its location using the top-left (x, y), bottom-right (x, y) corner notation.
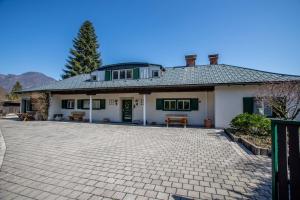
top-left (204, 118), bottom-right (212, 128)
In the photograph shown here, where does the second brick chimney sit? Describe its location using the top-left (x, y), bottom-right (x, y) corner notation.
top-left (185, 55), bottom-right (197, 67)
top-left (208, 54), bottom-right (219, 65)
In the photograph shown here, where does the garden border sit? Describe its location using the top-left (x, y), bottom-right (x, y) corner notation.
top-left (224, 128), bottom-right (271, 157)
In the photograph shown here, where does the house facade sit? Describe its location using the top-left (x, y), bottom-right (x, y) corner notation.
top-left (21, 54), bottom-right (300, 128)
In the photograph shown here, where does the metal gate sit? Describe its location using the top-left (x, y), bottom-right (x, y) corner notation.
top-left (271, 120), bottom-right (300, 200)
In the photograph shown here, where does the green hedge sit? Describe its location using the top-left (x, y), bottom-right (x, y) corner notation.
top-left (230, 113), bottom-right (271, 136)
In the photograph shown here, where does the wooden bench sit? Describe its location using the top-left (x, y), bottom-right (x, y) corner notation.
top-left (69, 111), bottom-right (85, 121)
top-left (165, 114), bottom-right (188, 128)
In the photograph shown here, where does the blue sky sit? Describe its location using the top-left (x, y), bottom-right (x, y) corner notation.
top-left (0, 0), bottom-right (299, 80)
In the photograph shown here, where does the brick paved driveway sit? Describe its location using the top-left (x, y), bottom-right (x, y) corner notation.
top-left (0, 120), bottom-right (271, 200)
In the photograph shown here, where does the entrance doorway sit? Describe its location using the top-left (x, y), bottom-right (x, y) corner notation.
top-left (122, 99), bottom-right (132, 122)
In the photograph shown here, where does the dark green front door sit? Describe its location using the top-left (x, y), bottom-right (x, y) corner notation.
top-left (122, 100), bottom-right (132, 122)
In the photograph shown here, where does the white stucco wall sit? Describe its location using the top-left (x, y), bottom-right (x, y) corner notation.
top-left (49, 91), bottom-right (214, 126)
top-left (146, 91), bottom-right (214, 125)
top-left (215, 85), bottom-right (300, 128)
top-left (214, 85), bottom-right (260, 128)
top-left (207, 91), bottom-right (215, 122)
top-left (48, 95), bottom-right (61, 120)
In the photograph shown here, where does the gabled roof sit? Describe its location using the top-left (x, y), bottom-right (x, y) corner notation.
top-left (21, 64), bottom-right (300, 93)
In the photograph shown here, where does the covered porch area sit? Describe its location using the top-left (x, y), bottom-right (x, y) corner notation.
top-left (26, 86), bottom-right (215, 126)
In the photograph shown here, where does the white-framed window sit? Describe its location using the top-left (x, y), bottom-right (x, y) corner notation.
top-left (112, 70), bottom-right (119, 80)
top-left (112, 69), bottom-right (133, 80)
top-left (254, 99), bottom-right (272, 117)
top-left (120, 70), bottom-right (126, 79)
top-left (126, 69), bottom-right (133, 79)
top-left (62, 99), bottom-right (74, 109)
top-left (164, 100), bottom-right (177, 111)
top-left (92, 100), bottom-right (101, 109)
top-left (67, 100), bottom-right (74, 109)
top-left (177, 100), bottom-right (190, 111)
top-left (152, 70), bottom-right (159, 78)
top-left (91, 75), bottom-right (97, 81)
top-left (77, 99), bottom-right (105, 110)
top-left (83, 100), bottom-right (90, 109)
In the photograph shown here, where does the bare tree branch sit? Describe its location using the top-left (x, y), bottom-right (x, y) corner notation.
top-left (257, 81), bottom-right (300, 120)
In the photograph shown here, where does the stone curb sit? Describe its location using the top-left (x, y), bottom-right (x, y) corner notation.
top-left (0, 126), bottom-right (6, 169)
top-left (224, 129), bottom-right (271, 157)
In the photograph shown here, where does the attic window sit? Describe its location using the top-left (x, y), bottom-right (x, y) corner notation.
top-left (126, 69), bottom-right (132, 79)
top-left (113, 71), bottom-right (119, 80)
top-left (112, 69), bottom-right (133, 80)
top-left (120, 70), bottom-right (126, 79)
top-left (91, 75), bottom-right (97, 81)
top-left (152, 70), bottom-right (159, 78)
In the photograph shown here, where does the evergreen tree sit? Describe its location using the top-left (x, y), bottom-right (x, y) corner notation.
top-left (7, 81), bottom-right (22, 100)
top-left (61, 20), bottom-right (101, 79)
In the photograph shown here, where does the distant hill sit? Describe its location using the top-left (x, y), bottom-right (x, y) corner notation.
top-left (0, 72), bottom-right (56, 92)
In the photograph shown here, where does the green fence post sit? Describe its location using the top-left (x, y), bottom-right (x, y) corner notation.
top-left (271, 120), bottom-right (278, 200)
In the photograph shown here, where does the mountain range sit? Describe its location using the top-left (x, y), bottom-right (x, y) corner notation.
top-left (0, 72), bottom-right (56, 93)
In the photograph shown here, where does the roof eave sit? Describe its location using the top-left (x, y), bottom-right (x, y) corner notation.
top-left (19, 79), bottom-right (300, 94)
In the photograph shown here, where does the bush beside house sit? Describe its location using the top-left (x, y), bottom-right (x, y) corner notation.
top-left (228, 113), bottom-right (271, 149)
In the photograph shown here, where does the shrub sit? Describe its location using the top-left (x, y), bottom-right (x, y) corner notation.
top-left (230, 113), bottom-right (271, 136)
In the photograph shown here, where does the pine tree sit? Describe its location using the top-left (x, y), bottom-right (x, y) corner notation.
top-left (61, 20), bottom-right (102, 79)
top-left (7, 81), bottom-right (22, 100)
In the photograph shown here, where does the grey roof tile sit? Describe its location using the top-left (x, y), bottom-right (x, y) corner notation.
top-left (22, 64), bottom-right (300, 92)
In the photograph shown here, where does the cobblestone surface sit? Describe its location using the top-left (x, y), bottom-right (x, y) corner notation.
top-left (0, 120), bottom-right (271, 199)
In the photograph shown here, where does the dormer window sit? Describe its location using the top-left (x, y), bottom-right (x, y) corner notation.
top-left (126, 70), bottom-right (132, 79)
top-left (120, 70), bottom-right (126, 79)
top-left (152, 70), bottom-right (159, 78)
top-left (112, 69), bottom-right (133, 80)
top-left (113, 71), bottom-right (119, 80)
top-left (91, 75), bottom-right (97, 81)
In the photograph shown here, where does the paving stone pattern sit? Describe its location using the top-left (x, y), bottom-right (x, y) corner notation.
top-left (0, 120), bottom-right (271, 199)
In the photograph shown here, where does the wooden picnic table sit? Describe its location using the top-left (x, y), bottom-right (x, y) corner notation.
top-left (165, 114), bottom-right (188, 128)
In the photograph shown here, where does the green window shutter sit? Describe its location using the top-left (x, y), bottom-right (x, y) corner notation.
top-left (100, 99), bottom-right (106, 109)
top-left (156, 99), bottom-right (164, 110)
top-left (190, 98), bottom-right (199, 110)
top-left (105, 70), bottom-right (111, 81)
top-left (243, 97), bottom-right (254, 114)
top-left (77, 99), bottom-right (83, 109)
top-left (133, 68), bottom-right (140, 79)
top-left (62, 100), bottom-right (67, 109)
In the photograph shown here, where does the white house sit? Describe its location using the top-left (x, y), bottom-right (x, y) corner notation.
top-left (20, 54), bottom-right (300, 128)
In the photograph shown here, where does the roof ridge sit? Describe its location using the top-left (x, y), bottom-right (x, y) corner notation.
top-left (20, 63), bottom-right (300, 93)
top-left (167, 64), bottom-right (210, 69)
top-left (165, 64), bottom-right (300, 78)
top-left (220, 64), bottom-right (300, 77)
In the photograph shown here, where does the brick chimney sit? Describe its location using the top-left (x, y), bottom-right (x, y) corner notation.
top-left (208, 54), bottom-right (218, 65)
top-left (185, 55), bottom-right (197, 67)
